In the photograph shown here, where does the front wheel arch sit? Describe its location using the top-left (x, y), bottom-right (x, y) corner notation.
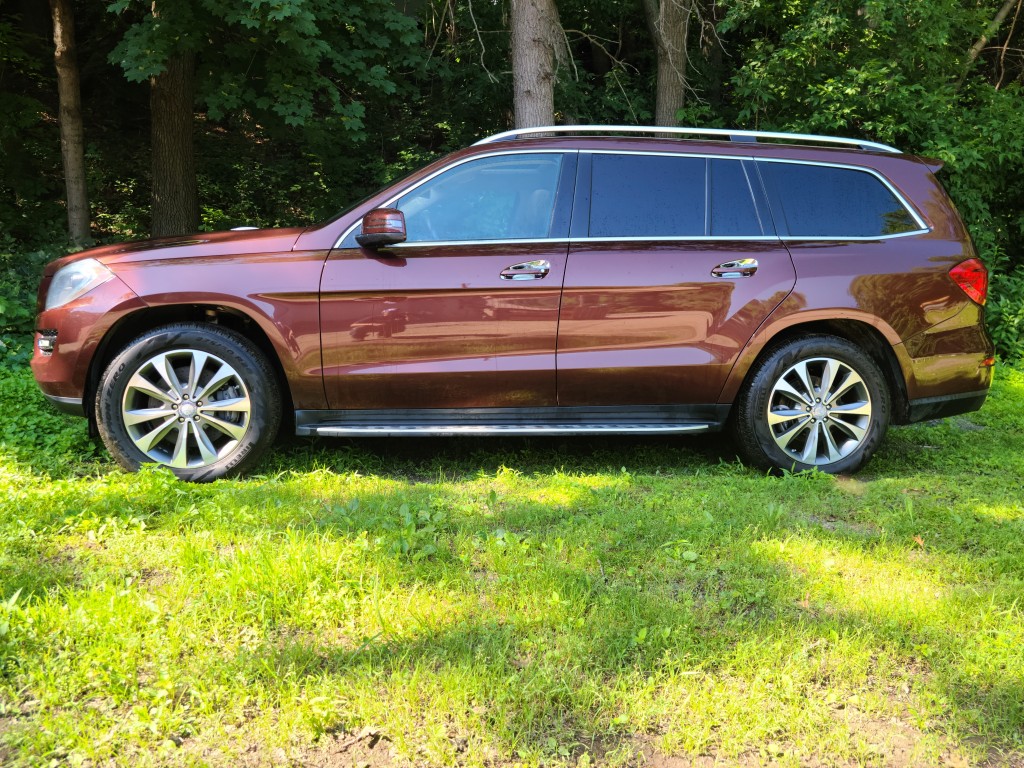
top-left (95, 322), bottom-right (282, 481)
top-left (86, 305), bottom-right (293, 431)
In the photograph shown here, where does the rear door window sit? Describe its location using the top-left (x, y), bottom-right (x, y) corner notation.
top-left (710, 159), bottom-right (763, 236)
top-left (589, 154), bottom-right (706, 237)
top-left (757, 161), bottom-right (921, 238)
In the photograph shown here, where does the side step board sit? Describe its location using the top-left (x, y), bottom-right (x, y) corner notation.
top-left (294, 405), bottom-right (729, 438)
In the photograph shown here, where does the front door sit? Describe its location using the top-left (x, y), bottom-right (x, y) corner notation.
top-left (321, 151), bottom-right (576, 410)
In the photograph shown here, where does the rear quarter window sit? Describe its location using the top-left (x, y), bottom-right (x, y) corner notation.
top-left (757, 161), bottom-right (921, 238)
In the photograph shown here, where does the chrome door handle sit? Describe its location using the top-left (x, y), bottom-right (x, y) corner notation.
top-left (711, 258), bottom-right (759, 278)
top-left (501, 260), bottom-right (551, 280)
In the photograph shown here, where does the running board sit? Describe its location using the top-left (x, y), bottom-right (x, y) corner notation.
top-left (309, 423), bottom-right (713, 437)
top-left (294, 405), bottom-right (729, 438)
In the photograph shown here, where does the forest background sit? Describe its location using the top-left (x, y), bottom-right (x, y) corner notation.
top-left (1, 0), bottom-right (1023, 362)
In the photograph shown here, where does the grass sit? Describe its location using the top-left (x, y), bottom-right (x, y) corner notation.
top-left (1, 361), bottom-right (1022, 767)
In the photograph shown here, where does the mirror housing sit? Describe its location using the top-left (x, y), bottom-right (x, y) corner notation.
top-left (356, 208), bottom-right (407, 248)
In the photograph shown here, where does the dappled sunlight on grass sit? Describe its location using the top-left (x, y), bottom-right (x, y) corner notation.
top-left (3, 364), bottom-right (1024, 765)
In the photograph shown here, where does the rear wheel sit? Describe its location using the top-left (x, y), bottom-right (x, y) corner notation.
top-left (96, 323), bottom-right (280, 481)
top-left (732, 335), bottom-right (889, 474)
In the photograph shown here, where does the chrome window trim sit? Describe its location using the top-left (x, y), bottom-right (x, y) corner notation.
top-left (346, 230), bottom-right (932, 249)
top-left (334, 149), bottom-right (574, 249)
top-left (754, 156), bottom-right (930, 235)
top-left (335, 148), bottom-right (931, 248)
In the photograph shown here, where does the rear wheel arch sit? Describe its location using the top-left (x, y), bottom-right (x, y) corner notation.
top-left (724, 318), bottom-right (909, 423)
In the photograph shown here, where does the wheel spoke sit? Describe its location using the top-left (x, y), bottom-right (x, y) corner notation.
top-left (186, 351), bottom-right (210, 397)
top-left (168, 422), bottom-right (190, 468)
top-left (830, 401), bottom-right (871, 417)
top-left (818, 359), bottom-right (838, 402)
top-left (150, 354), bottom-right (183, 399)
top-left (830, 416), bottom-right (867, 442)
top-left (825, 369), bottom-right (865, 405)
top-left (192, 421), bottom-right (219, 464)
top-left (821, 423), bottom-right (843, 462)
top-left (775, 416), bottom-right (811, 450)
top-left (123, 406), bottom-right (176, 426)
top-left (199, 412), bottom-right (247, 441)
top-left (201, 395), bottom-right (250, 413)
top-left (126, 373), bottom-right (176, 405)
top-left (135, 416), bottom-right (178, 453)
top-left (773, 378), bottom-right (813, 406)
top-left (768, 408), bottom-right (806, 426)
top-left (792, 361), bottom-right (817, 402)
top-left (194, 364), bottom-right (234, 401)
top-left (800, 422), bottom-right (821, 463)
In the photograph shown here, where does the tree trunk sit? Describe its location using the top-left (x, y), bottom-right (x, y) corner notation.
top-left (49, 0), bottom-right (91, 246)
top-left (510, 0), bottom-right (563, 128)
top-left (643, 0), bottom-right (693, 126)
top-left (150, 52), bottom-right (198, 237)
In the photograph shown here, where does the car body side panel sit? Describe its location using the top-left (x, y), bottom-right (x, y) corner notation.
top-left (717, 236), bottom-right (994, 406)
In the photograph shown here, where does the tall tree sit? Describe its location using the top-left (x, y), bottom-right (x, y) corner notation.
top-left (107, 0), bottom-right (422, 236)
top-left (510, 0), bottom-right (566, 127)
top-left (49, 0), bottom-right (90, 245)
top-left (643, 0), bottom-right (693, 126)
top-left (149, 51), bottom-right (198, 236)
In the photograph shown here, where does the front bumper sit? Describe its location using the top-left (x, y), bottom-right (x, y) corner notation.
top-left (30, 275), bottom-right (146, 408)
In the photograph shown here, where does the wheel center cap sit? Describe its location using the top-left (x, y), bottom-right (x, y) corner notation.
top-left (811, 403), bottom-right (827, 420)
top-left (179, 402), bottom-right (197, 418)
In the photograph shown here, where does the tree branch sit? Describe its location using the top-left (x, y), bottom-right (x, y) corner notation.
top-left (958, 0), bottom-right (1019, 90)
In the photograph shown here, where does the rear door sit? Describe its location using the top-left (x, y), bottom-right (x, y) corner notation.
top-left (557, 152), bottom-right (796, 406)
top-left (321, 151), bottom-right (576, 410)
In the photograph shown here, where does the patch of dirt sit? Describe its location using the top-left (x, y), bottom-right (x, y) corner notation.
top-left (292, 727), bottom-right (396, 768)
top-left (805, 513), bottom-right (879, 538)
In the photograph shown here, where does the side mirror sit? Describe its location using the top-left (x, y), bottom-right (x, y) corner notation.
top-left (356, 208), bottom-right (407, 248)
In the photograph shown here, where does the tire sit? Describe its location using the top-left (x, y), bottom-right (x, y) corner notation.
top-left (96, 323), bottom-right (281, 481)
top-left (731, 335), bottom-right (890, 474)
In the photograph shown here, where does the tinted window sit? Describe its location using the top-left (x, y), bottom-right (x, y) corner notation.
top-left (396, 153), bottom-right (562, 242)
top-left (590, 154), bottom-right (706, 237)
top-left (758, 162), bottom-right (919, 237)
top-left (710, 159), bottom-right (762, 236)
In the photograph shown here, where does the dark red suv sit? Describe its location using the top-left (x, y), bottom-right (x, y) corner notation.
top-left (32, 126), bottom-right (994, 480)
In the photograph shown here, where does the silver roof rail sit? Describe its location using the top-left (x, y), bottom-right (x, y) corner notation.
top-left (473, 125), bottom-right (901, 154)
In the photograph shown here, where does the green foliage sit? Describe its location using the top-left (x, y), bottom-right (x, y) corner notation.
top-left (0, 367), bottom-right (98, 468)
top-left (108, 0), bottom-right (423, 134)
top-left (0, 241), bottom-right (70, 343)
top-left (719, 0), bottom-right (1024, 358)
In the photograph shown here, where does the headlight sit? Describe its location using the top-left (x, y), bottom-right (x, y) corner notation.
top-left (45, 258), bottom-right (114, 311)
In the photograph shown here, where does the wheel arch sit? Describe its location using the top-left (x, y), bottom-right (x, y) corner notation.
top-left (722, 317), bottom-right (911, 424)
top-left (85, 305), bottom-right (294, 430)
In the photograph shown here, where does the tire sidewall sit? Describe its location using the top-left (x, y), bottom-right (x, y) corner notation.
top-left (739, 337), bottom-right (890, 474)
top-left (96, 324), bottom-right (280, 481)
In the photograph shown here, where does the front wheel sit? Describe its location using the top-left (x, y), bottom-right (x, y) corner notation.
top-left (731, 335), bottom-right (890, 474)
top-left (96, 323), bottom-right (281, 481)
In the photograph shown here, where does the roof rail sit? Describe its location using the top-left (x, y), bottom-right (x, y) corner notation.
top-left (473, 125), bottom-right (901, 154)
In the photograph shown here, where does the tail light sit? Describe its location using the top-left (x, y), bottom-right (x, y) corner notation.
top-left (949, 258), bottom-right (987, 305)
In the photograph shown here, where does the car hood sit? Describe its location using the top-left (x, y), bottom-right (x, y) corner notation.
top-left (42, 226), bottom-right (309, 276)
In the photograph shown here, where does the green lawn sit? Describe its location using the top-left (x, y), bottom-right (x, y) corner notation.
top-left (1, 363), bottom-right (1022, 767)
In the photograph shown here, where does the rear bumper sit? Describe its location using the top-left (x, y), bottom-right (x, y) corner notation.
top-left (43, 393), bottom-right (85, 416)
top-left (906, 389), bottom-right (988, 423)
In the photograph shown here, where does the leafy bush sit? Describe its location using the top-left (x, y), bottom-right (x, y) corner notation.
top-left (1, 242), bottom-right (68, 332)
